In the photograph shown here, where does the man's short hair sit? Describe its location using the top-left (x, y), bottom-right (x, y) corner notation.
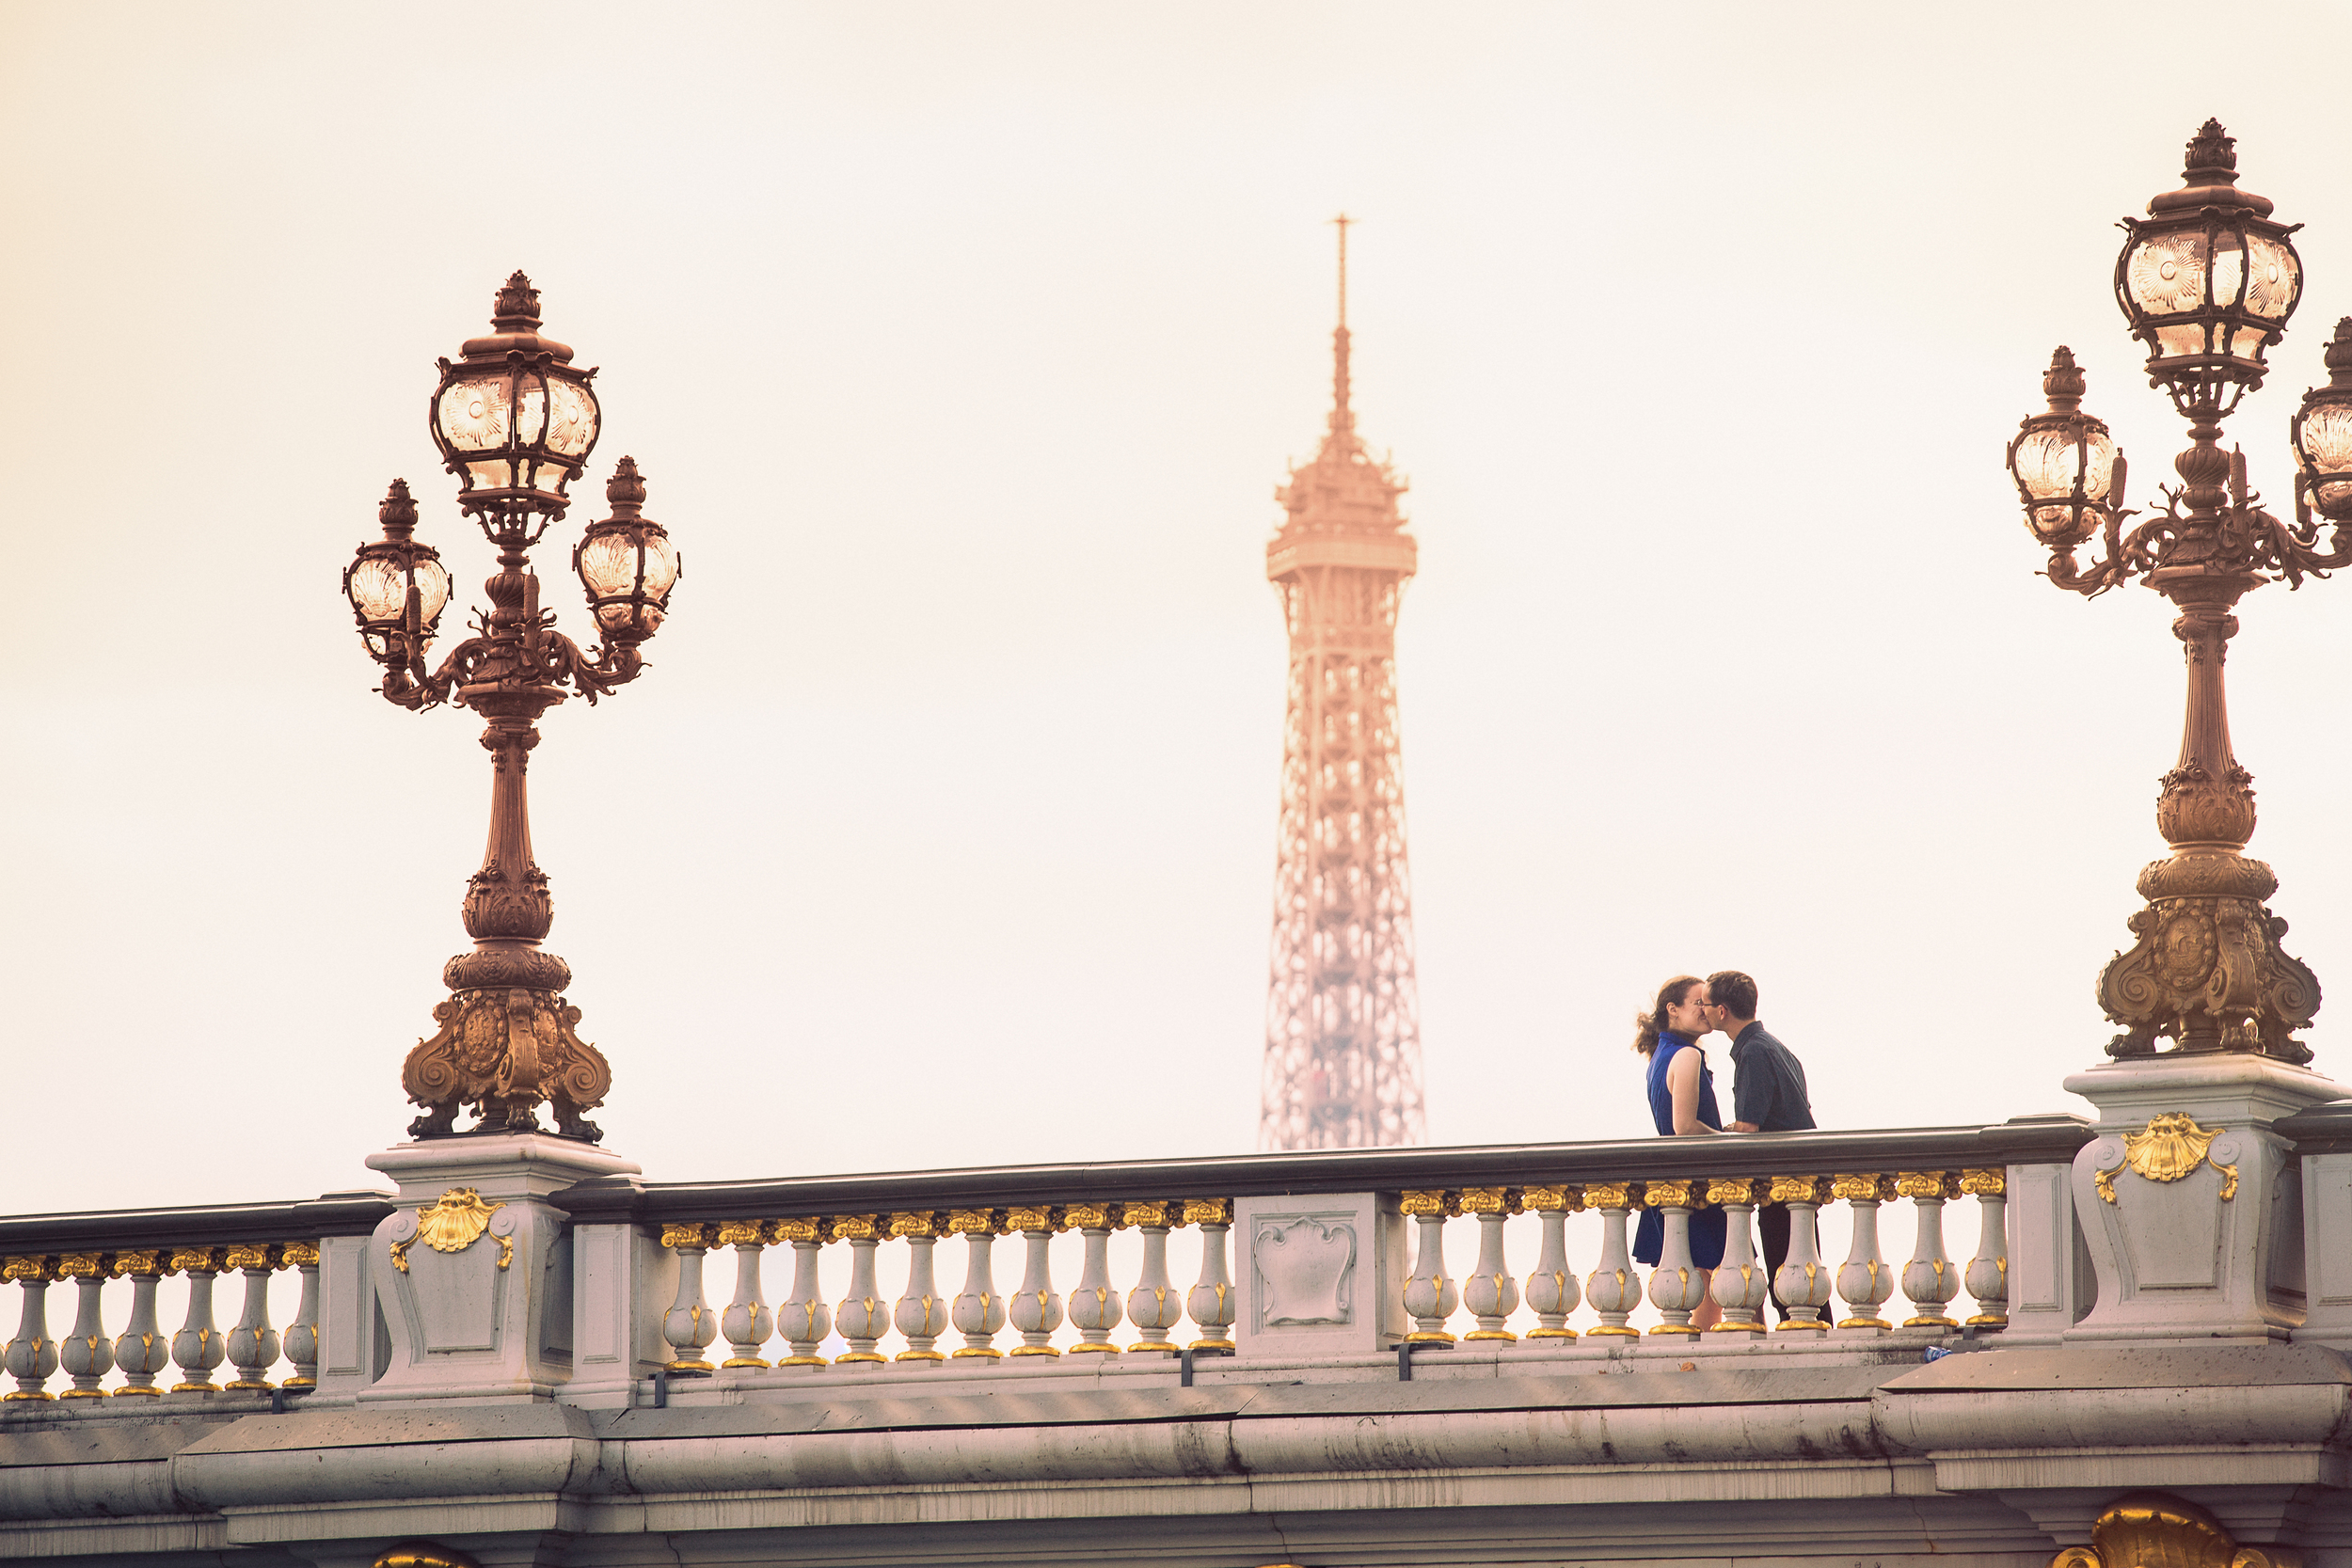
top-left (1708, 970), bottom-right (1758, 1021)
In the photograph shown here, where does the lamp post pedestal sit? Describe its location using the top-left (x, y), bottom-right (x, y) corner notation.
top-left (2061, 1056), bottom-right (2343, 1344)
top-left (359, 1135), bottom-right (640, 1404)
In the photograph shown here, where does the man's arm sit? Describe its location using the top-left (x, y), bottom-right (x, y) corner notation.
top-left (1729, 1043), bottom-right (1773, 1133)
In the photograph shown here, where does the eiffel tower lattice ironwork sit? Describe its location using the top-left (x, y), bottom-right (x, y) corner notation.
top-left (1259, 216), bottom-right (1427, 1150)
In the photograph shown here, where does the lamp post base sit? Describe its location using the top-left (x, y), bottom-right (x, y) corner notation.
top-left (361, 1133), bottom-right (641, 1403)
top-left (2062, 1054), bottom-right (2343, 1344)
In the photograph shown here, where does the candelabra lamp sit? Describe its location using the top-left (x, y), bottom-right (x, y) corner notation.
top-left (344, 273), bottom-right (682, 1140)
top-left (2008, 120), bottom-right (2347, 1063)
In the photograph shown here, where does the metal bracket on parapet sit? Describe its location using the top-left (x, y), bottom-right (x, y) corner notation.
top-left (1180, 1343), bottom-right (1235, 1387)
top-left (649, 1364), bottom-right (712, 1407)
top-left (1397, 1339), bottom-right (1454, 1382)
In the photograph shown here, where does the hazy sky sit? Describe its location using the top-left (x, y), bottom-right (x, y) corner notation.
top-left (9, 2), bottom-right (2352, 1214)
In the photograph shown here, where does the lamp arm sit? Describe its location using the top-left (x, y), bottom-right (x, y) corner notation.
top-left (374, 634), bottom-right (471, 712)
top-left (531, 627), bottom-right (644, 706)
top-left (2258, 504), bottom-right (2352, 587)
top-left (2046, 505), bottom-right (2136, 597)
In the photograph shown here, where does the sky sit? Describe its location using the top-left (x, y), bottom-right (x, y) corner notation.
top-left (8, 2), bottom-right (2352, 1215)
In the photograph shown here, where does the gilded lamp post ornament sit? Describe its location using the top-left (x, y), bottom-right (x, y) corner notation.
top-left (346, 273), bottom-right (684, 1142)
top-left (2009, 121), bottom-right (2339, 1063)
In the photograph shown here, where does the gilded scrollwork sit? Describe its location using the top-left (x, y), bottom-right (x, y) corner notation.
top-left (948, 1209), bottom-right (1009, 1235)
top-left (403, 986), bottom-right (611, 1142)
top-left (392, 1188), bottom-right (512, 1274)
top-left (1959, 1168), bottom-right (2007, 1197)
top-left (1456, 1187), bottom-right (1519, 1215)
top-left (2094, 1114), bottom-right (2239, 1204)
top-left (1581, 1182), bottom-right (1639, 1212)
top-left (2049, 1489), bottom-right (2300, 1568)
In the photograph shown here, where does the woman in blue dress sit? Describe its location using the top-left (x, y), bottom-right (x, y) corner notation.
top-left (1631, 974), bottom-right (1725, 1331)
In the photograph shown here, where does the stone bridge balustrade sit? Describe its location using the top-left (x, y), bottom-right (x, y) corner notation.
top-left (0, 1117), bottom-right (2164, 1404)
top-left (543, 1117), bottom-right (2100, 1383)
top-left (0, 1191), bottom-right (390, 1403)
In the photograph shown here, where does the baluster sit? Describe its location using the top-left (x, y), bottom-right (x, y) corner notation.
top-left (1520, 1185), bottom-right (1581, 1339)
top-left (1898, 1171), bottom-right (1962, 1330)
top-left (1767, 1177), bottom-right (1832, 1332)
top-left (891, 1212), bottom-right (947, 1364)
top-left (280, 1243), bottom-right (321, 1390)
top-left (1960, 1168), bottom-right (2010, 1327)
top-left (1643, 1180), bottom-right (1706, 1338)
top-left (1121, 1202), bottom-right (1182, 1355)
top-left (110, 1251), bottom-right (172, 1396)
top-left (773, 1218), bottom-right (834, 1368)
top-left (1459, 1187), bottom-right (1520, 1342)
top-left (660, 1224), bottom-right (719, 1371)
top-left (1706, 1179), bottom-right (1768, 1336)
top-left (1582, 1183), bottom-right (1641, 1338)
top-left (1008, 1206), bottom-right (1065, 1357)
top-left (717, 1221), bottom-right (773, 1369)
top-left (949, 1210), bottom-right (1007, 1358)
top-left (56, 1254), bottom-right (113, 1397)
top-left (1064, 1203), bottom-right (1124, 1354)
top-left (170, 1247), bottom-right (227, 1391)
top-left (1184, 1199), bottom-right (1236, 1351)
top-left (4, 1257), bottom-right (57, 1401)
top-left (1833, 1175), bottom-right (1895, 1331)
top-left (222, 1243), bottom-right (282, 1390)
top-left (833, 1214), bottom-right (888, 1365)
top-left (1400, 1189), bottom-right (1460, 1343)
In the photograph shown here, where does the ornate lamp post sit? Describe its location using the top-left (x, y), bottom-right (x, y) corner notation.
top-left (2008, 121), bottom-right (2340, 1063)
top-left (345, 272), bottom-right (682, 1141)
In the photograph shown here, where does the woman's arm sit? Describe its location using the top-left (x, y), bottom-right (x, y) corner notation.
top-left (1666, 1047), bottom-right (1715, 1136)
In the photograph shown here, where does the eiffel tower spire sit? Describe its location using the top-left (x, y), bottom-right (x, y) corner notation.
top-left (1259, 218), bottom-right (1427, 1150)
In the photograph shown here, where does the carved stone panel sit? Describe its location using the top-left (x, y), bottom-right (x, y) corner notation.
top-left (1256, 1215), bottom-right (1357, 1327)
top-left (361, 1133), bottom-right (640, 1403)
top-left (1234, 1193), bottom-right (1403, 1358)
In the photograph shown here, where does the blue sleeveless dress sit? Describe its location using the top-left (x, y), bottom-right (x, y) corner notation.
top-left (1632, 1031), bottom-right (1727, 1269)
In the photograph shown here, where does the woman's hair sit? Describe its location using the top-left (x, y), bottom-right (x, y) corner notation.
top-left (1631, 974), bottom-right (1704, 1056)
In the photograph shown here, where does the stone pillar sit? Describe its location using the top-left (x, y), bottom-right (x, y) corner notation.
top-left (2279, 1100), bottom-right (2352, 1349)
top-left (363, 1134), bottom-right (642, 1402)
top-left (310, 1234), bottom-right (388, 1404)
top-left (1234, 1193), bottom-right (1406, 1357)
top-left (2063, 1056), bottom-right (2343, 1344)
top-left (2006, 1149), bottom-right (2094, 1339)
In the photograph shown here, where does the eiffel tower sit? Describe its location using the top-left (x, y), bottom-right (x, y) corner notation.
top-left (1259, 217), bottom-right (1427, 1150)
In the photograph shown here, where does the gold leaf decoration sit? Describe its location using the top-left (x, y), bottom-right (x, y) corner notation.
top-left (393, 1187), bottom-right (511, 1275)
top-left (2120, 1113), bottom-right (2238, 1203)
top-left (1959, 1167), bottom-right (2007, 1197)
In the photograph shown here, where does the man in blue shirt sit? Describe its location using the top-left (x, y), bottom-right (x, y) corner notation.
top-left (1707, 970), bottom-right (1816, 1324)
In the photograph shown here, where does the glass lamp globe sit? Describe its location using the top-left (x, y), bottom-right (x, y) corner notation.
top-left (2009, 348), bottom-right (2118, 547)
top-left (2114, 120), bottom-right (2302, 411)
top-left (574, 457), bottom-right (680, 644)
top-left (344, 480), bottom-right (453, 663)
top-left (2292, 319), bottom-right (2352, 522)
top-left (428, 272), bottom-right (601, 519)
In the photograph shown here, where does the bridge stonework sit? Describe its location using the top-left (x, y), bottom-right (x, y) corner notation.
top-left (5, 1060), bottom-right (2352, 1568)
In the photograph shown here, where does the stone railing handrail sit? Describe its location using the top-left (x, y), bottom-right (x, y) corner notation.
top-left (2273, 1099), bottom-right (2352, 1151)
top-left (549, 1116), bottom-right (2094, 1222)
top-left (0, 1190), bottom-right (393, 1256)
